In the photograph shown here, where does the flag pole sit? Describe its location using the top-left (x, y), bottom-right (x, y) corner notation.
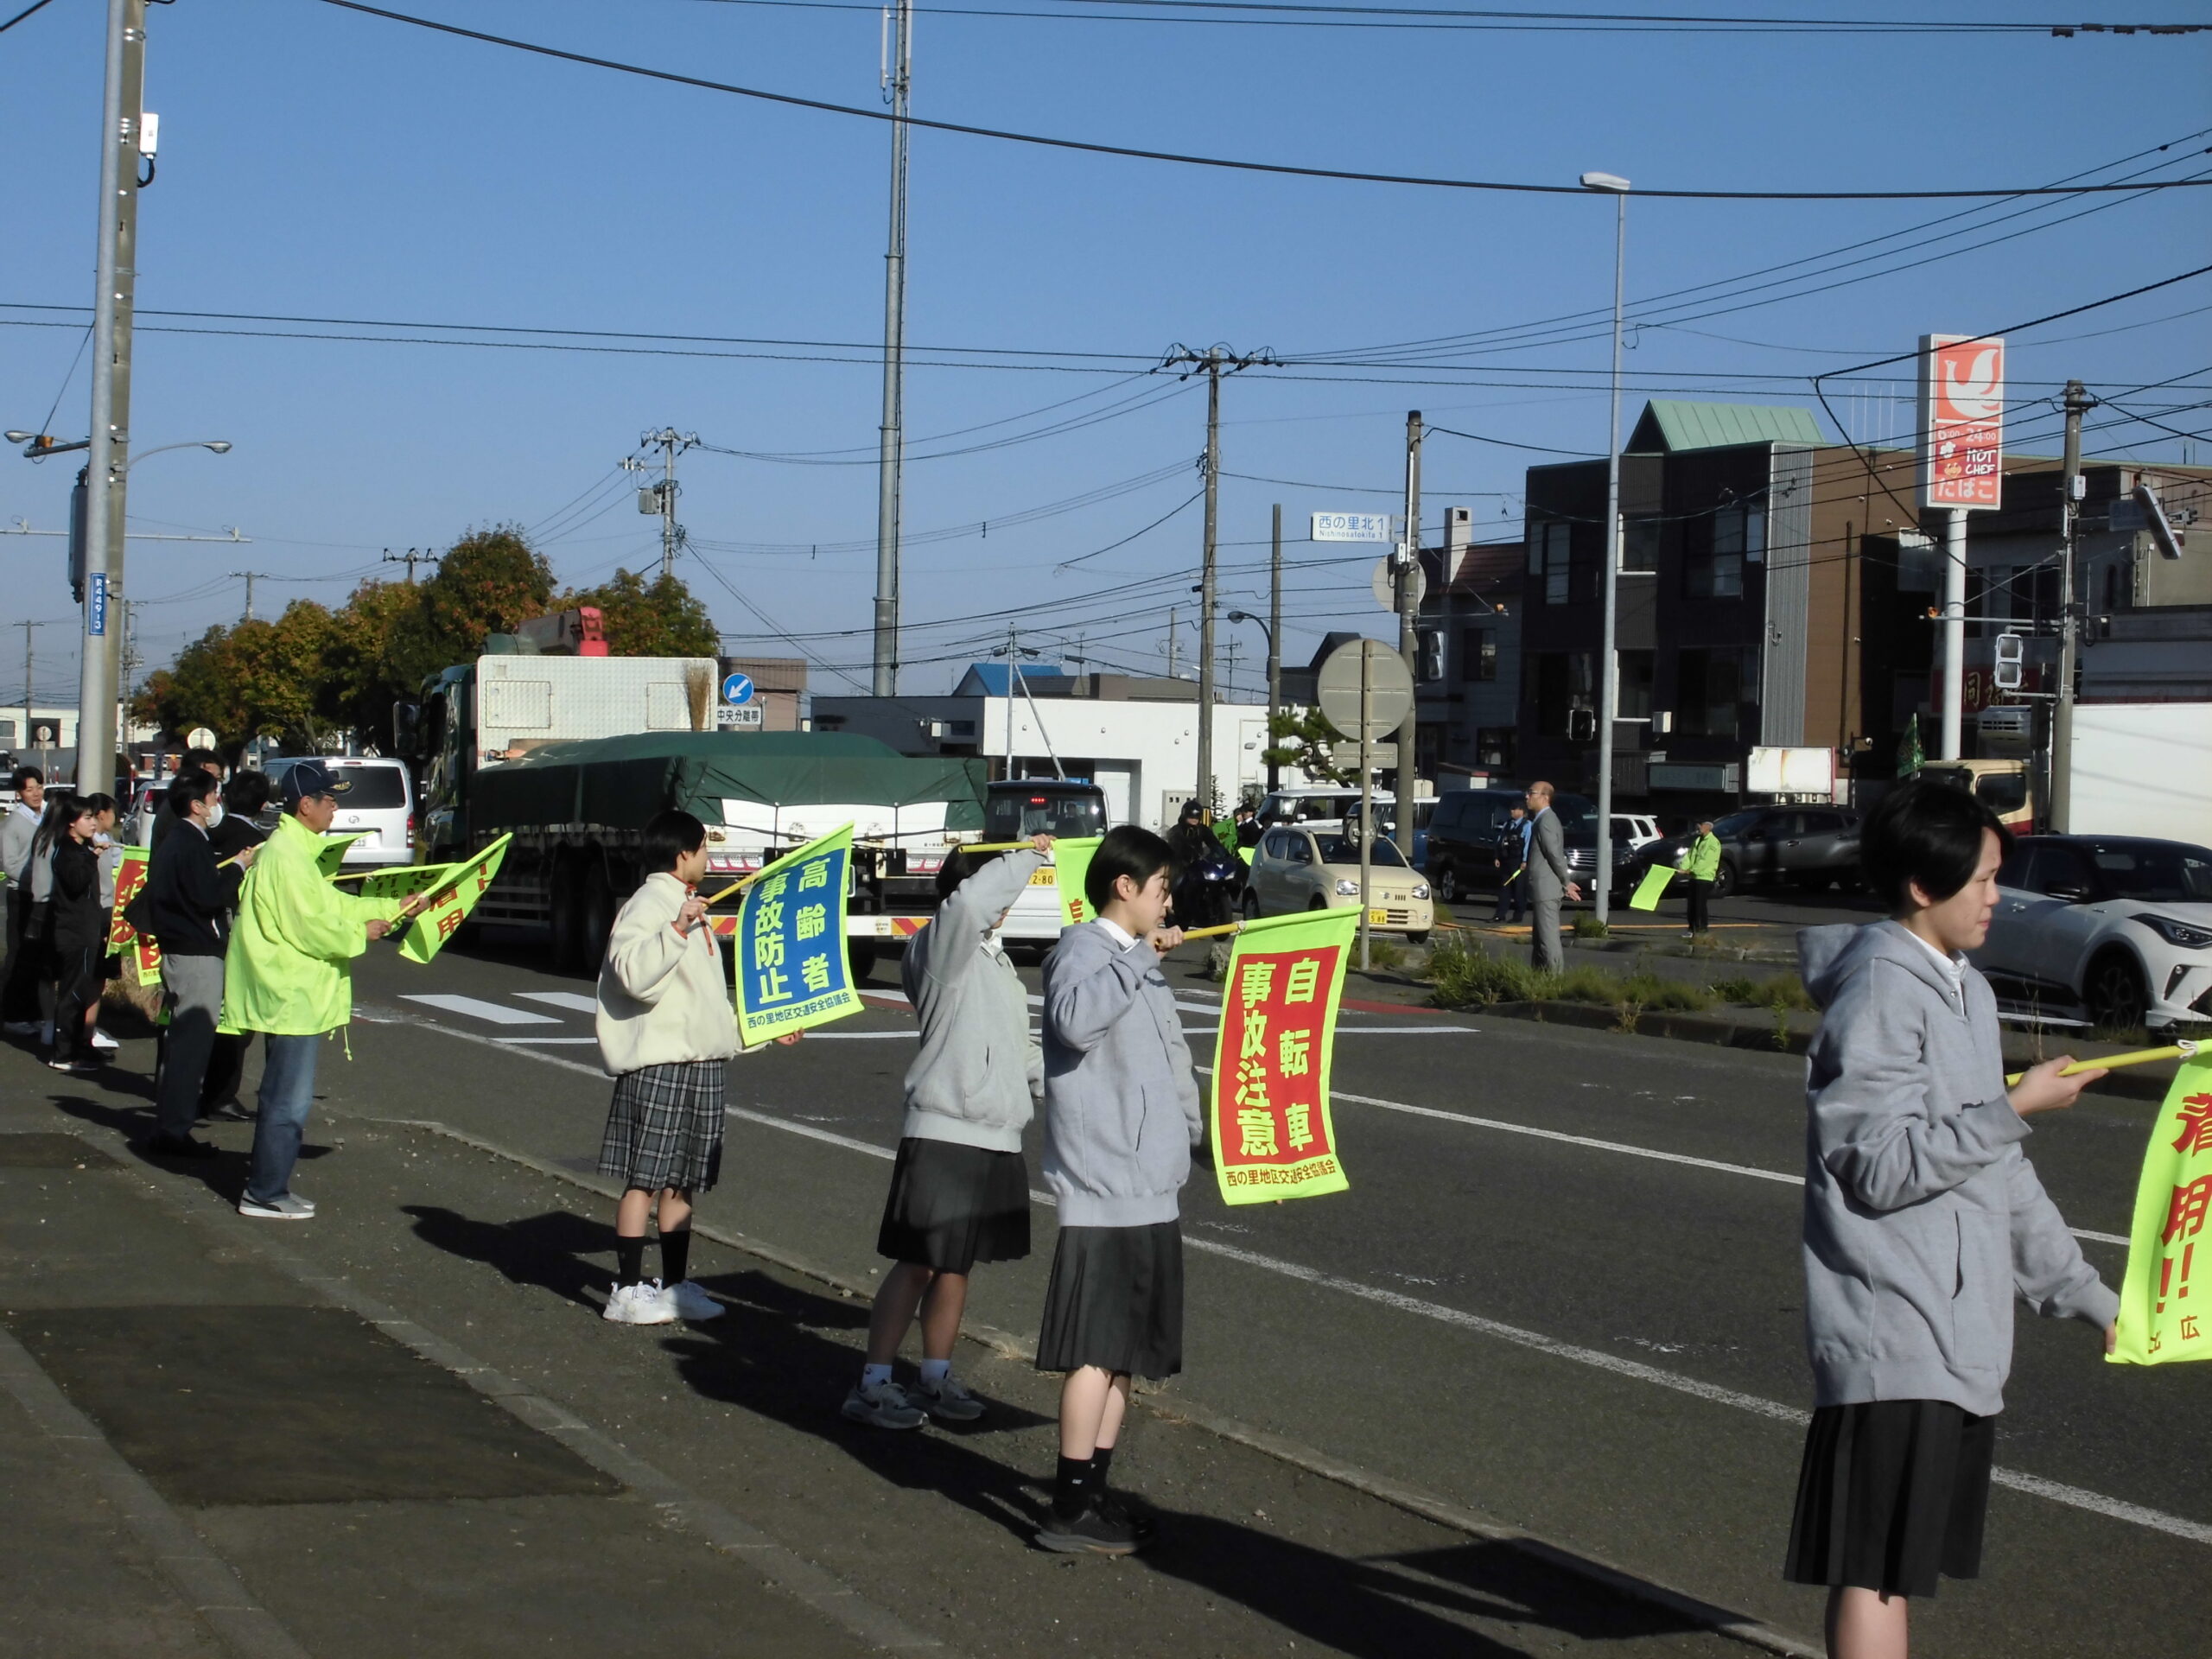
top-left (2004, 1041), bottom-right (2195, 1087)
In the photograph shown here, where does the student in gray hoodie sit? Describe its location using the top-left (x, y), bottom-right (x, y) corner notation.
top-left (843, 835), bottom-right (1054, 1431)
top-left (1033, 823), bottom-right (1199, 1556)
top-left (1785, 779), bottom-right (2114, 1659)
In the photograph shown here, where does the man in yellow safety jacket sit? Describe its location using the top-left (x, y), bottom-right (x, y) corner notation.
top-left (224, 759), bottom-right (424, 1221)
top-left (1685, 818), bottom-right (1722, 937)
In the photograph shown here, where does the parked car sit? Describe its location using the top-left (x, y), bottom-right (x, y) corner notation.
top-left (1421, 787), bottom-right (1629, 904)
top-left (1613, 813), bottom-right (1662, 852)
top-left (260, 756), bottom-right (416, 868)
top-left (1243, 825), bottom-right (1433, 942)
top-left (1629, 806), bottom-right (1862, 899)
top-left (1975, 835), bottom-right (2212, 1032)
top-left (1344, 795), bottom-right (1438, 868)
top-left (1255, 786), bottom-right (1383, 829)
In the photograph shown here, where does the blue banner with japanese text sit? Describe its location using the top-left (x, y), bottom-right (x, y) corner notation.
top-left (732, 824), bottom-right (863, 1046)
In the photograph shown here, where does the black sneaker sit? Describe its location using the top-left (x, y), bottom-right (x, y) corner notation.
top-left (146, 1135), bottom-right (221, 1160)
top-left (1036, 1498), bottom-right (1146, 1556)
top-left (1094, 1491), bottom-right (1158, 1545)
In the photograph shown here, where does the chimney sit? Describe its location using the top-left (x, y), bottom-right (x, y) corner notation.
top-left (1444, 505), bottom-right (1474, 586)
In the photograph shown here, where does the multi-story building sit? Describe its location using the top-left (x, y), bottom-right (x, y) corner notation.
top-left (1412, 505), bottom-right (1522, 783)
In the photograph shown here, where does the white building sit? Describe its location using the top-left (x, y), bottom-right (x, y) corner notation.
top-left (813, 665), bottom-right (1303, 831)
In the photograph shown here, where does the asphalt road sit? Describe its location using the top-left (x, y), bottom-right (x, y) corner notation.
top-left (319, 925), bottom-right (2204, 1657)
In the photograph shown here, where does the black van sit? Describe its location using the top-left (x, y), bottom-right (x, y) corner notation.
top-left (1424, 786), bottom-right (1624, 903)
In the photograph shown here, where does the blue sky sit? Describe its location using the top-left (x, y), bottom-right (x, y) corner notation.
top-left (3, 0), bottom-right (2207, 706)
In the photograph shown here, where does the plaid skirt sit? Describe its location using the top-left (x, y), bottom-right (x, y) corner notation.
top-left (597, 1061), bottom-right (727, 1193)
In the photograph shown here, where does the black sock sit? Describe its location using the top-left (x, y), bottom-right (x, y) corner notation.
top-left (659, 1228), bottom-right (691, 1287)
top-left (1089, 1444), bottom-right (1116, 1490)
top-left (615, 1236), bottom-right (646, 1287)
top-left (1052, 1453), bottom-right (1095, 1519)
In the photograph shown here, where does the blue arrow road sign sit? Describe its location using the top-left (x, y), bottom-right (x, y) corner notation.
top-left (721, 671), bottom-right (755, 706)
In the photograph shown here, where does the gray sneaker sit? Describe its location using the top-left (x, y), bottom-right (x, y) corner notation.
top-left (841, 1379), bottom-right (926, 1430)
top-left (910, 1372), bottom-right (986, 1422)
top-left (238, 1193), bottom-right (315, 1221)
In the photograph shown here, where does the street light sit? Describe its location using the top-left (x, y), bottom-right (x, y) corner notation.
top-left (1580, 168), bottom-right (1630, 925)
top-left (129, 438), bottom-right (232, 467)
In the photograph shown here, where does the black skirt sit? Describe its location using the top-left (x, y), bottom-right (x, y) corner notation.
top-left (1034, 1222), bottom-right (1184, 1381)
top-left (874, 1137), bottom-right (1032, 1274)
top-left (1783, 1399), bottom-right (1996, 1599)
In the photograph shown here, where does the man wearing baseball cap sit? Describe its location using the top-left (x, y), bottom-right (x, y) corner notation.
top-left (223, 760), bottom-right (426, 1219)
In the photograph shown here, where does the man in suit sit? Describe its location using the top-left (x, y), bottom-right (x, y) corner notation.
top-left (1524, 781), bottom-right (1580, 972)
top-left (1491, 804), bottom-right (1528, 924)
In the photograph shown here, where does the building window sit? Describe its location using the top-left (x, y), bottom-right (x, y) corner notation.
top-left (1459, 626), bottom-right (1497, 683)
top-left (1529, 521), bottom-right (1573, 606)
top-left (1618, 650), bottom-right (1654, 720)
top-left (1684, 503), bottom-right (1763, 601)
top-left (1475, 727), bottom-right (1516, 772)
top-left (2102, 560), bottom-right (2123, 613)
top-left (1530, 651), bottom-right (1596, 738)
top-left (1675, 647), bottom-right (1752, 738)
top-left (1623, 517), bottom-right (1661, 574)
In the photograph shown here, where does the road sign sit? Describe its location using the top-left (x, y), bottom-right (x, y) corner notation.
top-left (1330, 741), bottom-right (1399, 770)
top-left (721, 671), bottom-right (755, 706)
top-left (1311, 512), bottom-right (1393, 543)
top-left (1316, 639), bottom-right (1413, 743)
top-left (188, 726), bottom-right (217, 750)
top-left (1917, 334), bottom-right (2005, 512)
top-left (715, 703), bottom-right (764, 729)
top-left (1370, 555), bottom-right (1426, 613)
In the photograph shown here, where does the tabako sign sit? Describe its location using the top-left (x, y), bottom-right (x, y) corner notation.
top-left (1917, 333), bottom-right (2005, 512)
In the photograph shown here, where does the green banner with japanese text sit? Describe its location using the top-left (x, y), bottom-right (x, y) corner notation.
top-left (733, 824), bottom-right (862, 1046)
top-left (394, 836), bottom-right (511, 965)
top-left (2109, 1054), bottom-right (2212, 1366)
top-left (1210, 907), bottom-right (1360, 1206)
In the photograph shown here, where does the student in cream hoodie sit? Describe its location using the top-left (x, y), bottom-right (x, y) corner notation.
top-left (1785, 779), bottom-right (2113, 1659)
top-left (595, 808), bottom-right (797, 1325)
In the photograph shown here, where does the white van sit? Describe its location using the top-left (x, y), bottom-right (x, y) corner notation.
top-left (264, 756), bottom-right (416, 868)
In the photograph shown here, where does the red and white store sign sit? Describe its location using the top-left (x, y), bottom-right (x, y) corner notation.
top-left (1917, 334), bottom-right (2005, 511)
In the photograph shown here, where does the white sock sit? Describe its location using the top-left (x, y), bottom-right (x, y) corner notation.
top-left (918, 1358), bottom-right (951, 1387)
top-left (861, 1363), bottom-right (894, 1390)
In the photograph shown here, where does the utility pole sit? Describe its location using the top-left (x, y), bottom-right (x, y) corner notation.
top-left (1162, 344), bottom-right (1273, 816)
top-left (20, 620), bottom-right (35, 762)
top-left (75, 0), bottom-right (149, 797)
top-left (872, 0), bottom-right (914, 697)
top-left (626, 429), bottom-right (696, 579)
top-left (382, 546), bottom-right (436, 584)
top-left (1394, 411), bottom-right (1421, 857)
top-left (1166, 607), bottom-right (1179, 679)
top-left (230, 570), bottom-right (270, 622)
top-left (2050, 378), bottom-right (2094, 834)
top-left (1267, 502), bottom-right (1283, 791)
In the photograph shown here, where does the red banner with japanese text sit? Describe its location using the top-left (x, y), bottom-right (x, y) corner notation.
top-left (2110, 1054), bottom-right (2212, 1365)
top-left (107, 845), bottom-right (150, 952)
top-left (1210, 907), bottom-right (1359, 1206)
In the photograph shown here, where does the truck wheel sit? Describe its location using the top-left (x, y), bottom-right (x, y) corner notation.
top-left (550, 861), bottom-right (587, 974)
top-left (847, 939), bottom-right (879, 982)
top-left (582, 861), bottom-right (617, 968)
top-left (2083, 950), bottom-right (2146, 1036)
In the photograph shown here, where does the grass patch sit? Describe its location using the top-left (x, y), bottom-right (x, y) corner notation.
top-left (1572, 913), bottom-right (1610, 940)
top-left (1429, 938), bottom-right (1715, 1016)
top-left (1707, 974), bottom-right (1759, 1003)
top-left (1618, 972), bottom-right (1715, 1012)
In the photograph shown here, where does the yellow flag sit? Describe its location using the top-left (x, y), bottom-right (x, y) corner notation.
top-left (1047, 836), bottom-right (1103, 928)
top-left (2109, 1054), bottom-right (2212, 1365)
top-left (1211, 907), bottom-right (1360, 1205)
top-left (395, 836), bottom-right (511, 965)
top-left (1628, 862), bottom-right (1676, 912)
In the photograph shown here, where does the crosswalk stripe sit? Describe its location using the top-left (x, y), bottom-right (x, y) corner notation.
top-left (516, 991), bottom-right (600, 1014)
top-left (400, 994), bottom-right (558, 1026)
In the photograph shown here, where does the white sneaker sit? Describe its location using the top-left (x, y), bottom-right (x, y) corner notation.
top-left (602, 1281), bottom-right (677, 1325)
top-left (89, 1027), bottom-right (118, 1052)
top-left (841, 1379), bottom-right (925, 1430)
top-left (664, 1280), bottom-right (725, 1321)
top-left (910, 1372), bottom-right (986, 1422)
top-left (238, 1193), bottom-right (316, 1221)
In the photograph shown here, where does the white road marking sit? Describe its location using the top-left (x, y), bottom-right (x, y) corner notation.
top-left (515, 991), bottom-right (600, 1014)
top-left (494, 1036), bottom-right (601, 1046)
top-left (795, 1031), bottom-right (927, 1041)
top-left (392, 1008), bottom-right (2202, 1547)
top-left (400, 994), bottom-right (558, 1027)
top-left (858, 989), bottom-right (911, 1008)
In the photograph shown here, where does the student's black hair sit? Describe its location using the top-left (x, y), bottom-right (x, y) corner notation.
top-left (168, 770), bottom-right (219, 817)
top-left (640, 808), bottom-right (707, 874)
top-left (1084, 823), bottom-right (1174, 912)
top-left (80, 792), bottom-right (117, 819)
top-left (224, 769), bottom-right (272, 815)
top-left (28, 791), bottom-right (86, 867)
top-left (934, 847), bottom-right (1006, 903)
top-left (183, 746), bottom-right (223, 775)
top-left (10, 766), bottom-right (41, 791)
top-left (1861, 778), bottom-right (2011, 910)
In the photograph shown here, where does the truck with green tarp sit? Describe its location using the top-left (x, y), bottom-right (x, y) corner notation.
top-left (421, 728), bottom-right (988, 973)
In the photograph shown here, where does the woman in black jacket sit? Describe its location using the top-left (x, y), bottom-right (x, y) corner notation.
top-left (40, 796), bottom-right (107, 1072)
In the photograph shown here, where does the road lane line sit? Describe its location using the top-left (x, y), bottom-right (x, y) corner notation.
top-left (401, 994), bottom-right (558, 1026)
top-left (515, 990), bottom-right (600, 1014)
top-left (387, 1009), bottom-right (2203, 1547)
top-left (495, 1036), bottom-right (601, 1046)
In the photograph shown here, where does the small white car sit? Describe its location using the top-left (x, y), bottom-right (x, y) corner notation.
top-left (1975, 835), bottom-right (2212, 1032)
top-left (1612, 813), bottom-right (1662, 852)
top-left (262, 756), bottom-right (416, 868)
top-left (1243, 824), bottom-right (1433, 942)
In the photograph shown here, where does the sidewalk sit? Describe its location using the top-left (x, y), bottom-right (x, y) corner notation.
top-left (0, 1032), bottom-right (1790, 1659)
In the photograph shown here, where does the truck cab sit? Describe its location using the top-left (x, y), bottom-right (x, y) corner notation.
top-left (1917, 759), bottom-right (2036, 834)
top-left (982, 779), bottom-right (1108, 953)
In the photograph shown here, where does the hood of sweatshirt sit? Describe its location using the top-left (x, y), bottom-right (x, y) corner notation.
top-left (1798, 919), bottom-right (1959, 1013)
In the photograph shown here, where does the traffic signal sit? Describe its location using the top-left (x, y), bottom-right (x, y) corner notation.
top-left (1417, 629), bottom-right (1445, 682)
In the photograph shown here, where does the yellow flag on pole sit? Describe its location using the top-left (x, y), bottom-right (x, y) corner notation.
top-left (2108, 1053), bottom-right (2212, 1365)
top-left (393, 836), bottom-right (511, 965)
top-left (1210, 906), bottom-right (1360, 1205)
top-left (1628, 862), bottom-right (1676, 912)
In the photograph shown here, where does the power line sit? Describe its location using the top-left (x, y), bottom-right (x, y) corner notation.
top-left (312, 0), bottom-right (2212, 200)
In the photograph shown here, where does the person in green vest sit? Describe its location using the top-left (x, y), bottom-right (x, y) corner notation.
top-left (224, 759), bottom-right (427, 1221)
top-left (1684, 817), bottom-right (1722, 938)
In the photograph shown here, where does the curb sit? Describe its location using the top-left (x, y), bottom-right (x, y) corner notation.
top-left (392, 1116), bottom-right (1823, 1659)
